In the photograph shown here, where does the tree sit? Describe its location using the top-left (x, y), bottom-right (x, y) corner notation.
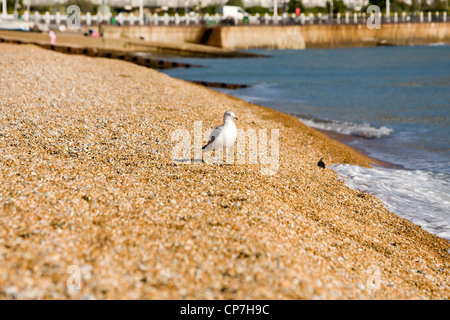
top-left (225, 0), bottom-right (245, 9)
top-left (389, 0), bottom-right (410, 12)
top-left (421, 0), bottom-right (449, 11)
top-left (7, 0), bottom-right (19, 12)
top-left (203, 4), bottom-right (219, 14)
top-left (246, 6), bottom-right (270, 14)
top-left (326, 0), bottom-right (347, 13)
top-left (369, 0), bottom-right (411, 12)
top-left (287, 0), bottom-right (305, 13)
top-left (368, 0), bottom-right (385, 9)
top-left (435, 0), bottom-right (450, 11)
top-left (71, 0), bottom-right (94, 13)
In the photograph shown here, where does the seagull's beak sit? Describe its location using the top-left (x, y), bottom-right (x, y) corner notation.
top-left (234, 116), bottom-right (238, 121)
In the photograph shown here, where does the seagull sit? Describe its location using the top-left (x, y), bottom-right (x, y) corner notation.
top-left (317, 157), bottom-right (326, 169)
top-left (202, 111), bottom-right (238, 153)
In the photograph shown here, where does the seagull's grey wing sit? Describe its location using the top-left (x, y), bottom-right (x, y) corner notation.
top-left (202, 135), bottom-right (215, 150)
top-left (202, 125), bottom-right (222, 150)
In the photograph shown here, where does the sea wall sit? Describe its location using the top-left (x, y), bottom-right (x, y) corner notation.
top-left (102, 23), bottom-right (450, 50)
top-left (102, 25), bottom-right (306, 49)
top-left (208, 25), bottom-right (306, 49)
top-left (300, 22), bottom-right (450, 48)
top-left (102, 25), bottom-right (206, 44)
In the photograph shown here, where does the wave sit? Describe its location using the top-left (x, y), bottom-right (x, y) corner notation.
top-left (332, 164), bottom-right (450, 240)
top-left (296, 116), bottom-right (394, 139)
top-left (427, 42), bottom-right (448, 47)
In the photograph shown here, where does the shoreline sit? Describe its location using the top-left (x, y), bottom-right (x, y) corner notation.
top-left (191, 92), bottom-right (400, 170)
top-left (313, 128), bottom-right (403, 169)
top-left (1, 43), bottom-right (449, 299)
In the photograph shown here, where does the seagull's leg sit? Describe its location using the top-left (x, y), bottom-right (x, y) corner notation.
top-left (203, 147), bottom-right (221, 165)
top-left (207, 145), bottom-right (225, 165)
top-left (225, 146), bottom-right (235, 165)
top-left (202, 148), bottom-right (213, 165)
top-left (213, 147), bottom-right (224, 165)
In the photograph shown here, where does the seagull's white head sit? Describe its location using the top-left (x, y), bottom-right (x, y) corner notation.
top-left (223, 111), bottom-right (238, 123)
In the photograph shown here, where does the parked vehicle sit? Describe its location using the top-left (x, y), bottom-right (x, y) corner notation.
top-left (218, 5), bottom-right (249, 25)
top-left (0, 20), bottom-right (32, 31)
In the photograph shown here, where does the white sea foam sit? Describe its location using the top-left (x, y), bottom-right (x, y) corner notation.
top-left (297, 117), bottom-right (393, 139)
top-left (427, 42), bottom-right (448, 47)
top-left (332, 164), bottom-right (450, 240)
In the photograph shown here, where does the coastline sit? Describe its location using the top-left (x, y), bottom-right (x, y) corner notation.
top-left (1, 43), bottom-right (449, 299)
top-left (313, 128), bottom-right (403, 169)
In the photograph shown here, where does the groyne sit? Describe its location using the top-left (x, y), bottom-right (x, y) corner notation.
top-left (0, 32), bottom-right (198, 69)
top-left (0, 30), bottom-right (259, 58)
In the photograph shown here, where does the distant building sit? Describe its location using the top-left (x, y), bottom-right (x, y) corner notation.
top-left (103, 0), bottom-right (368, 9)
top-left (26, 0), bottom-right (414, 10)
top-left (28, 0), bottom-right (67, 4)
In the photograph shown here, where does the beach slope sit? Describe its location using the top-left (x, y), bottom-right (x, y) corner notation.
top-left (0, 44), bottom-right (449, 299)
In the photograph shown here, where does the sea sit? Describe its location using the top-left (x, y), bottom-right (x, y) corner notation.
top-left (160, 45), bottom-right (450, 240)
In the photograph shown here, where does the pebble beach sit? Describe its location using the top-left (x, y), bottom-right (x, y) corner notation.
top-left (0, 43), bottom-right (449, 299)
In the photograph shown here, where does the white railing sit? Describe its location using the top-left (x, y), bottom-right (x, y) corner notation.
top-left (0, 10), bottom-right (448, 28)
